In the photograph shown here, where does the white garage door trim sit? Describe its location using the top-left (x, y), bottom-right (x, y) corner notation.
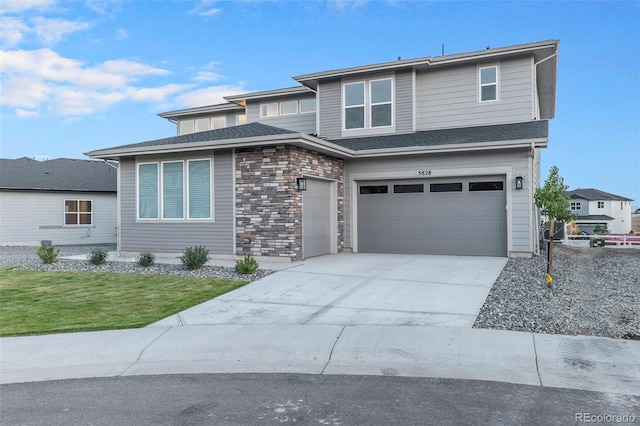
top-left (302, 176), bottom-right (338, 259)
top-left (350, 166), bottom-right (513, 254)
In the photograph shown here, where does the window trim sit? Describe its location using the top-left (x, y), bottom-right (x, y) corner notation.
top-left (343, 77), bottom-right (394, 132)
top-left (279, 100), bottom-right (298, 116)
top-left (597, 201), bottom-right (605, 209)
top-left (479, 65), bottom-right (499, 103)
top-left (260, 102), bottom-right (279, 118)
top-left (299, 98), bottom-right (316, 114)
top-left (136, 157), bottom-right (214, 222)
top-left (570, 201), bottom-right (582, 211)
top-left (64, 199), bottom-right (93, 226)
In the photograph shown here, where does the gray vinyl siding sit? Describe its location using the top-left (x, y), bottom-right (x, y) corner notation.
top-left (343, 149), bottom-right (533, 255)
top-left (318, 70), bottom-right (414, 140)
top-left (0, 191), bottom-right (117, 246)
top-left (246, 94), bottom-right (317, 134)
top-left (416, 57), bottom-right (534, 130)
top-left (118, 150), bottom-right (234, 255)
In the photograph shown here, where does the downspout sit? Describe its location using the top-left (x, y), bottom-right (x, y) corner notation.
top-left (103, 159), bottom-right (121, 254)
top-left (529, 141), bottom-right (539, 255)
top-left (533, 51), bottom-right (558, 119)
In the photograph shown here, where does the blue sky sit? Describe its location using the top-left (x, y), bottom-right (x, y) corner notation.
top-left (1, 0), bottom-right (639, 205)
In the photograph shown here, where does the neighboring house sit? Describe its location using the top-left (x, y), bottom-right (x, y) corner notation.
top-left (564, 188), bottom-right (634, 234)
top-left (0, 157), bottom-right (117, 246)
top-left (87, 40), bottom-right (559, 260)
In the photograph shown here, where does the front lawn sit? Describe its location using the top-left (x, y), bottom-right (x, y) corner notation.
top-left (0, 269), bottom-right (247, 336)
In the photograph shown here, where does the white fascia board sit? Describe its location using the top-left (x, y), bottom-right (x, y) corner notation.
top-left (224, 86), bottom-right (314, 102)
top-left (351, 138), bottom-right (549, 158)
top-left (86, 134), bottom-right (354, 160)
top-left (158, 103), bottom-right (242, 119)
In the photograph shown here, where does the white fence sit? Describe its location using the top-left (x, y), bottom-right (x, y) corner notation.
top-left (565, 234), bottom-right (640, 248)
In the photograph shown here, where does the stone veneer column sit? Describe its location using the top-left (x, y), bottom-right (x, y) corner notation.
top-left (235, 145), bottom-right (344, 261)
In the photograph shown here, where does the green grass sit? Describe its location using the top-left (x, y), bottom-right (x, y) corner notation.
top-left (0, 268), bottom-right (247, 336)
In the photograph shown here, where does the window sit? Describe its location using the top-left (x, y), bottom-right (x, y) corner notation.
top-left (211, 116), bottom-right (226, 129)
top-left (65, 200), bottom-right (92, 225)
top-left (137, 159), bottom-right (212, 220)
top-left (394, 184), bottom-right (424, 193)
top-left (236, 114), bottom-right (247, 125)
top-left (598, 201), bottom-right (604, 208)
top-left (300, 98), bottom-right (316, 114)
top-left (370, 79), bottom-right (392, 127)
top-left (344, 78), bottom-right (393, 131)
top-left (195, 118), bottom-right (209, 132)
top-left (469, 181), bottom-right (504, 191)
top-left (360, 185), bottom-right (388, 194)
top-left (344, 82), bottom-right (365, 129)
top-left (570, 201), bottom-right (582, 211)
top-left (479, 66), bottom-right (498, 102)
top-left (260, 103), bottom-right (278, 117)
top-left (179, 120), bottom-right (195, 135)
top-left (280, 100), bottom-right (298, 115)
top-left (430, 183), bottom-right (463, 192)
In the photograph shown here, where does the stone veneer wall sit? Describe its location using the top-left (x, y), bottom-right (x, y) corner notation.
top-left (235, 145), bottom-right (344, 260)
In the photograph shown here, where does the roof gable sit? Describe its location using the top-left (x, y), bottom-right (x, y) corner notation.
top-left (0, 158), bottom-right (117, 192)
top-left (564, 188), bottom-right (633, 202)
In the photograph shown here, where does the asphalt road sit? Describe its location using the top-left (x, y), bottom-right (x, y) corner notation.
top-left (2, 374), bottom-right (638, 426)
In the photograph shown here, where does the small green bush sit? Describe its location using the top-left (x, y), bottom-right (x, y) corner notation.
top-left (136, 252), bottom-right (155, 267)
top-left (179, 245), bottom-right (210, 270)
top-left (236, 254), bottom-right (259, 275)
top-left (87, 248), bottom-right (109, 265)
top-left (36, 244), bottom-right (60, 264)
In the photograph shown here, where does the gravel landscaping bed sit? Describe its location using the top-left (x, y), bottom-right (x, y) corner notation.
top-left (473, 244), bottom-right (640, 340)
top-left (0, 245), bottom-right (274, 282)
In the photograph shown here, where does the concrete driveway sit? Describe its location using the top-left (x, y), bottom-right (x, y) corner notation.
top-left (152, 253), bottom-right (507, 328)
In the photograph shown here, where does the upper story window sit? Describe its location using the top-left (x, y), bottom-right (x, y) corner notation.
top-left (570, 201), bottom-right (581, 211)
top-left (260, 99), bottom-right (315, 118)
top-left (137, 159), bottom-right (212, 221)
top-left (344, 77), bottom-right (393, 131)
top-left (65, 200), bottom-right (92, 225)
top-left (180, 115), bottom-right (227, 135)
top-left (260, 103), bottom-right (279, 117)
top-left (479, 66), bottom-right (498, 102)
top-left (299, 98), bottom-right (316, 114)
top-left (597, 201), bottom-right (605, 208)
top-left (280, 100), bottom-right (298, 115)
top-left (236, 113), bottom-right (247, 125)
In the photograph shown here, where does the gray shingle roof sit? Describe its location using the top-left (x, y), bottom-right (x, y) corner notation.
top-left (104, 122), bottom-right (297, 151)
top-left (565, 188), bottom-right (633, 202)
top-left (329, 121), bottom-right (548, 151)
top-left (0, 157), bottom-right (117, 192)
top-left (575, 215), bottom-right (615, 221)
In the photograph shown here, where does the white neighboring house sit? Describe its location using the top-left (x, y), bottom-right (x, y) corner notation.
top-left (0, 157), bottom-right (117, 246)
top-left (564, 188), bottom-right (634, 235)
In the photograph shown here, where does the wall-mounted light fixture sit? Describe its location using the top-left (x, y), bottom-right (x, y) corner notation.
top-left (515, 176), bottom-right (524, 190)
top-left (297, 177), bottom-right (307, 191)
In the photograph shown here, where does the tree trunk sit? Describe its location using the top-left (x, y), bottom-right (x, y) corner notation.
top-left (547, 220), bottom-right (554, 288)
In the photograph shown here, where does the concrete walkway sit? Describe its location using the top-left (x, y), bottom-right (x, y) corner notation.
top-left (2, 252), bottom-right (639, 396)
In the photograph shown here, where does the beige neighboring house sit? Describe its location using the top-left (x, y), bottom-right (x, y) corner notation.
top-left (564, 188), bottom-right (634, 235)
top-left (0, 157), bottom-right (117, 246)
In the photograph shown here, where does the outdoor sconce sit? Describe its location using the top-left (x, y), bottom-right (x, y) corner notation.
top-left (297, 177), bottom-right (307, 191)
top-left (515, 176), bottom-right (524, 190)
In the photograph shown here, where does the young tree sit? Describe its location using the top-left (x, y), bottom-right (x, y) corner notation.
top-left (534, 166), bottom-right (575, 287)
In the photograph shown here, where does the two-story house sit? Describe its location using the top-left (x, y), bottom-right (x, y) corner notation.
top-left (564, 188), bottom-right (633, 234)
top-left (86, 40), bottom-right (559, 260)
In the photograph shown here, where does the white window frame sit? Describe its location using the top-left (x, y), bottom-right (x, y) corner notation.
top-left (369, 78), bottom-right (393, 129)
top-left (211, 115), bottom-right (226, 129)
top-left (260, 102), bottom-right (278, 118)
top-left (136, 158), bottom-right (214, 222)
top-left (597, 201), bottom-right (605, 209)
top-left (236, 113), bottom-right (247, 125)
top-left (570, 201), bottom-right (582, 211)
top-left (64, 199), bottom-right (93, 226)
top-left (343, 77), bottom-right (394, 131)
top-left (299, 98), bottom-right (316, 114)
top-left (186, 158), bottom-right (213, 220)
top-left (479, 65), bottom-right (499, 103)
top-left (279, 100), bottom-right (298, 116)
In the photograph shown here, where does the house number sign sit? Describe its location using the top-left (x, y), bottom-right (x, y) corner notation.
top-left (416, 170), bottom-right (432, 177)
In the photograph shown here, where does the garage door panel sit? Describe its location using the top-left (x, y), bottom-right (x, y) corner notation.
top-left (357, 177), bottom-right (507, 256)
top-left (303, 179), bottom-right (332, 259)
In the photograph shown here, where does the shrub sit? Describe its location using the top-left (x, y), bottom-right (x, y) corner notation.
top-left (36, 244), bottom-right (60, 264)
top-left (88, 248), bottom-right (109, 265)
top-left (136, 252), bottom-right (155, 267)
top-left (593, 224), bottom-right (608, 235)
top-left (236, 254), bottom-right (259, 275)
top-left (179, 245), bottom-right (210, 270)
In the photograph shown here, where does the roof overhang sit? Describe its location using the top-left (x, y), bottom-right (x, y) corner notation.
top-left (225, 86), bottom-right (315, 107)
top-left (158, 103), bottom-right (244, 120)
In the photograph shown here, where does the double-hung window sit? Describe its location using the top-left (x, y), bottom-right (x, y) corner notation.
top-left (65, 200), bottom-right (92, 225)
top-left (479, 66), bottom-right (498, 102)
top-left (570, 201), bottom-right (581, 211)
top-left (344, 78), bottom-right (393, 131)
top-left (137, 159), bottom-right (212, 221)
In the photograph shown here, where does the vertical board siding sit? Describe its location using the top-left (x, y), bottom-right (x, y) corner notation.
top-left (0, 191), bottom-right (117, 245)
top-left (344, 149), bottom-right (533, 254)
top-left (318, 79), bottom-right (342, 140)
top-left (119, 150), bottom-right (234, 255)
top-left (416, 57), bottom-right (533, 130)
top-left (246, 95), bottom-right (317, 134)
top-left (394, 70), bottom-right (414, 134)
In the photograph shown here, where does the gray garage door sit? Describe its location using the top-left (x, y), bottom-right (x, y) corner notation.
top-left (357, 177), bottom-right (507, 256)
top-left (303, 178), bottom-right (332, 258)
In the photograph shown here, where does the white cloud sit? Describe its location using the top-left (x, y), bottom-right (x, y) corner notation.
top-left (0, 48), bottom-right (180, 116)
top-left (30, 17), bottom-right (91, 45)
top-left (114, 28), bottom-right (128, 40)
top-left (0, 0), bottom-right (57, 14)
top-left (175, 84), bottom-right (246, 108)
top-left (15, 109), bottom-right (39, 118)
top-left (327, 0), bottom-right (370, 10)
top-left (188, 0), bottom-right (222, 17)
top-left (0, 16), bottom-right (30, 47)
